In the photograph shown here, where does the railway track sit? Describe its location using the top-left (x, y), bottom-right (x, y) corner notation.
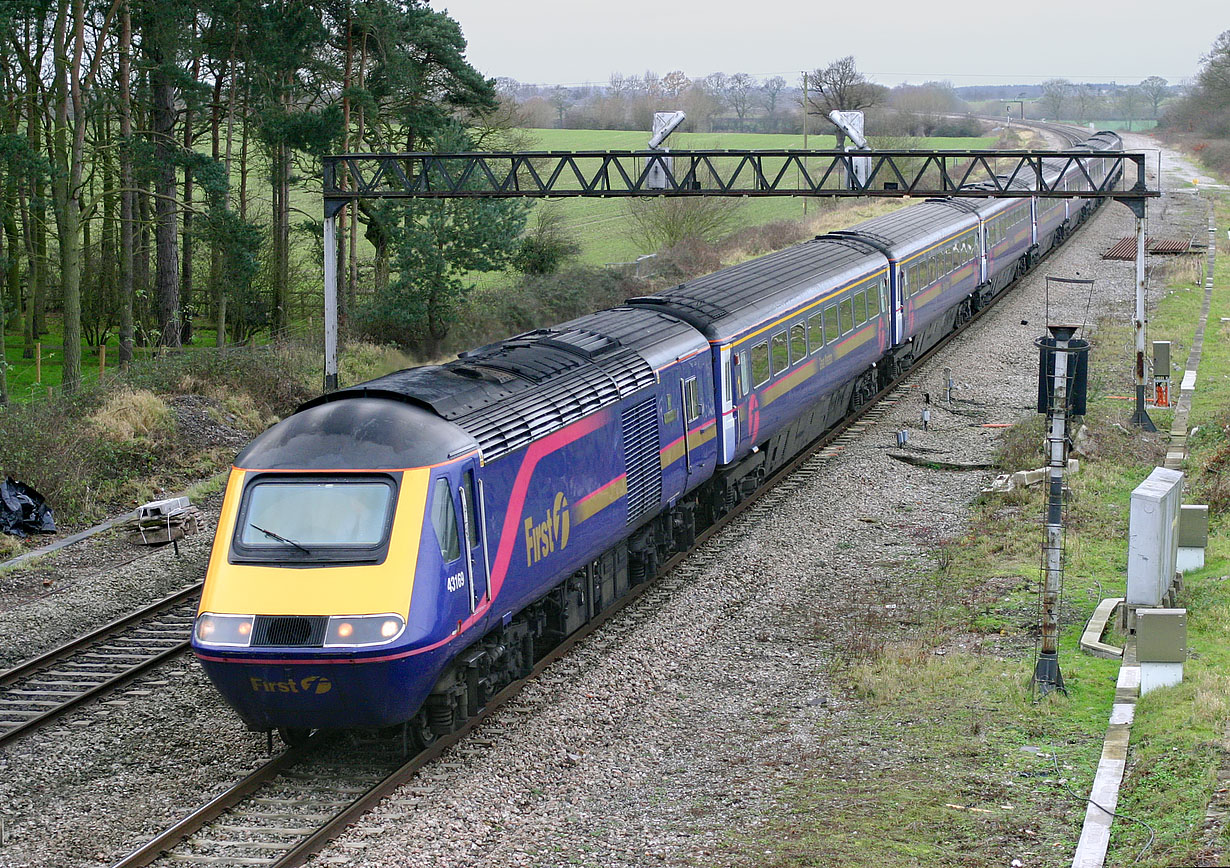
top-left (0, 582), bottom-right (201, 747)
top-left (104, 179), bottom-right (1113, 867)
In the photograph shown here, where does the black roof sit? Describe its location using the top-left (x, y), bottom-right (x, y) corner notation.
top-left (299, 307), bottom-right (704, 462)
top-left (627, 237), bottom-right (883, 342)
top-left (236, 397), bottom-right (476, 471)
top-left (830, 202), bottom-right (980, 261)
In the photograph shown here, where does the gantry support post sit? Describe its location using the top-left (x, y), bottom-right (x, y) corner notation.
top-left (323, 197), bottom-right (343, 392)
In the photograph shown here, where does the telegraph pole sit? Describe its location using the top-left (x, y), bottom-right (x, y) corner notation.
top-left (801, 71), bottom-right (808, 217)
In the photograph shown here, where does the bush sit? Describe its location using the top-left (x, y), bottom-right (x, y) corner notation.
top-left (931, 117), bottom-right (984, 137)
top-left (89, 388), bottom-right (174, 442)
top-left (447, 266), bottom-right (629, 352)
top-left (514, 207), bottom-right (581, 275)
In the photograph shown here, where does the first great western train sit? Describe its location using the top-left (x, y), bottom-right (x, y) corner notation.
top-left (192, 132), bottom-right (1123, 744)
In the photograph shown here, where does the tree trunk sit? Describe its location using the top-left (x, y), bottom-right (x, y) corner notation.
top-left (50, 0), bottom-right (85, 393)
top-left (136, 175), bottom-right (151, 338)
top-left (118, 1), bottom-right (134, 365)
top-left (0, 220), bottom-right (7, 403)
top-left (99, 112), bottom-right (117, 355)
top-left (180, 46), bottom-right (199, 345)
top-left (151, 50), bottom-right (180, 348)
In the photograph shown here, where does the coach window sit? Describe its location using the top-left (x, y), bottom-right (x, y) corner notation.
top-left (838, 298), bottom-right (853, 334)
top-left (683, 378), bottom-right (701, 423)
top-left (790, 323), bottom-right (807, 364)
top-left (808, 312), bottom-right (823, 351)
top-left (853, 291), bottom-right (867, 326)
top-left (751, 341), bottom-right (770, 386)
top-left (879, 279), bottom-right (888, 314)
top-left (430, 478), bottom-right (461, 563)
top-left (771, 332), bottom-right (789, 375)
top-left (823, 305), bottom-right (839, 344)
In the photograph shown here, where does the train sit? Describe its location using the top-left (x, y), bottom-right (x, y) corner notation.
top-left (192, 131), bottom-right (1123, 745)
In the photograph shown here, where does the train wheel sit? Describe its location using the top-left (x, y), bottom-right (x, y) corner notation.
top-left (409, 709), bottom-right (437, 749)
top-left (277, 726), bottom-right (313, 747)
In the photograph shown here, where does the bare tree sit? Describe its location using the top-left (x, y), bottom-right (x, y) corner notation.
top-left (805, 56), bottom-right (886, 148)
top-left (1139, 76), bottom-right (1169, 118)
top-left (727, 72), bottom-right (756, 121)
top-left (1039, 78), bottom-right (1072, 120)
top-left (642, 70), bottom-right (662, 99)
top-left (891, 82), bottom-right (960, 135)
top-left (1117, 86), bottom-right (1143, 131)
top-left (1200, 30), bottom-right (1230, 95)
top-left (662, 70), bottom-right (690, 99)
top-left (700, 72), bottom-right (729, 112)
top-left (622, 197), bottom-right (743, 250)
top-left (761, 75), bottom-right (786, 116)
top-left (1073, 84), bottom-right (1101, 122)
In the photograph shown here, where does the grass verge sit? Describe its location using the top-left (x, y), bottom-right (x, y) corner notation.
top-left (729, 186), bottom-right (1230, 866)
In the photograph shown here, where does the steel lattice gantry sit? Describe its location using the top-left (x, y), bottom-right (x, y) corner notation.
top-left (321, 148), bottom-right (1154, 206)
top-left (319, 147), bottom-right (1159, 425)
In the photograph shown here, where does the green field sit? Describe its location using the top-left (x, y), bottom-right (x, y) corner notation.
top-left (497, 129), bottom-right (998, 269)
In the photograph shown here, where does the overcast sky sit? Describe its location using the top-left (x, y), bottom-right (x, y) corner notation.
top-left (430, 0), bottom-right (1220, 89)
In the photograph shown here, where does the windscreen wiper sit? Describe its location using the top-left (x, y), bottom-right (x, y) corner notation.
top-left (249, 523), bottom-right (311, 555)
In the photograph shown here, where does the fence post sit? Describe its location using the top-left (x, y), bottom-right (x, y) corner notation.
top-left (99, 344), bottom-right (106, 379)
top-left (35, 342), bottom-right (41, 384)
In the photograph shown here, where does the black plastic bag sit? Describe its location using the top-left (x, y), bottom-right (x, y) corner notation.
top-left (0, 477), bottom-right (56, 537)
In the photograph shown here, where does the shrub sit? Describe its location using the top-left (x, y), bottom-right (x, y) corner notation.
top-left (514, 207), bottom-right (582, 275)
top-left (89, 388), bottom-right (174, 442)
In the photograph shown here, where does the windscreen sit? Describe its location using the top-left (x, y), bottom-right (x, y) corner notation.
top-left (238, 479), bottom-right (393, 548)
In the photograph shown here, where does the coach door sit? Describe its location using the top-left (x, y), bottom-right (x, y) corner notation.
top-left (457, 465), bottom-right (490, 612)
top-left (730, 347), bottom-right (753, 454)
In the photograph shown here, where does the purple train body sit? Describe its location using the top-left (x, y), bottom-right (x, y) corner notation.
top-left (192, 132), bottom-right (1122, 744)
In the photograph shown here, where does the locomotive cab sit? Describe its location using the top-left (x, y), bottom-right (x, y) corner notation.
top-left (192, 396), bottom-right (484, 733)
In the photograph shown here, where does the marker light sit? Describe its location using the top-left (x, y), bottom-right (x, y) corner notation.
top-left (194, 613), bottom-right (256, 647)
top-left (323, 614), bottom-right (405, 647)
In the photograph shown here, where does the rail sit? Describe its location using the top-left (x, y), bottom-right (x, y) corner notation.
top-left (0, 583), bottom-right (201, 747)
top-left (108, 183), bottom-right (1108, 867)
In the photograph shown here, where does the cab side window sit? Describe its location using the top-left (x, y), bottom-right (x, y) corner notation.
top-left (461, 470), bottom-right (479, 549)
top-left (430, 478), bottom-right (461, 563)
top-left (683, 377), bottom-right (701, 423)
top-left (661, 391), bottom-right (678, 425)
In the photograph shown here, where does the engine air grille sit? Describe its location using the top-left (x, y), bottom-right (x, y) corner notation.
top-left (621, 398), bottom-right (662, 525)
top-left (251, 615), bottom-right (327, 647)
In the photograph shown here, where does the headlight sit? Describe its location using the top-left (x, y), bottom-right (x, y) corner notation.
top-left (324, 614), bottom-right (405, 647)
top-left (195, 613), bottom-right (255, 647)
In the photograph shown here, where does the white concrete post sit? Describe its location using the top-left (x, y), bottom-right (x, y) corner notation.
top-left (323, 211), bottom-right (339, 391)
